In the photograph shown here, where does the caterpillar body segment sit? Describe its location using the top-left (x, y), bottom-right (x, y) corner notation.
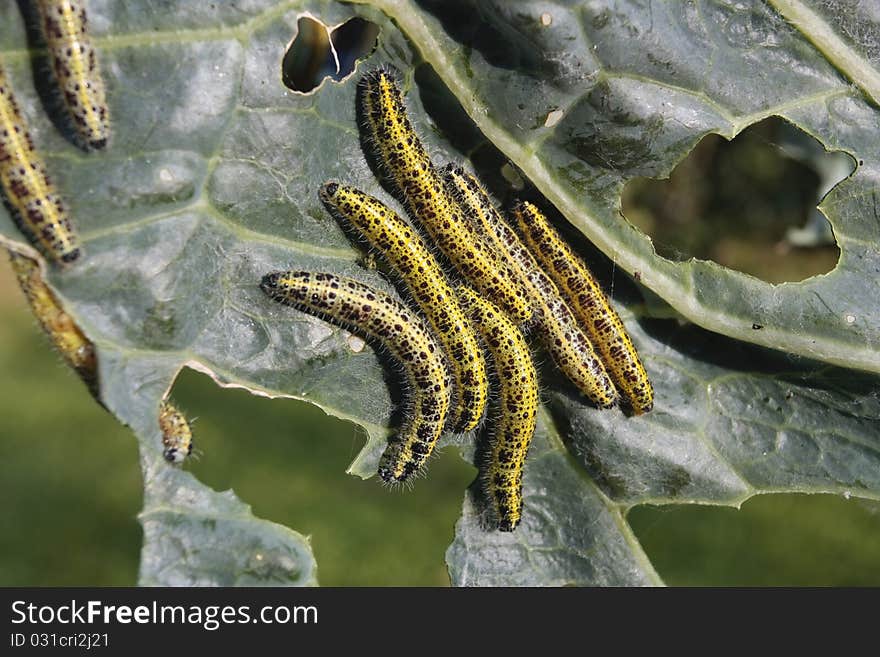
top-left (357, 67), bottom-right (532, 323)
top-left (159, 399), bottom-right (194, 464)
top-left (36, 0), bottom-right (110, 150)
top-left (513, 201), bottom-right (653, 414)
top-left (443, 166), bottom-right (617, 409)
top-left (456, 285), bottom-right (537, 532)
top-left (320, 181), bottom-right (488, 433)
top-left (0, 62), bottom-right (81, 265)
top-left (260, 270), bottom-right (451, 482)
top-left (8, 250), bottom-right (95, 392)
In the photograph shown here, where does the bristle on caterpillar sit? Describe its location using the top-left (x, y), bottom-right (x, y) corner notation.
top-left (35, 0), bottom-right (110, 150)
top-left (357, 66), bottom-right (532, 323)
top-left (8, 250), bottom-right (96, 393)
top-left (159, 399), bottom-right (194, 464)
top-left (513, 201), bottom-right (654, 414)
top-left (456, 285), bottom-right (537, 532)
top-left (260, 270), bottom-right (452, 482)
top-left (0, 61), bottom-right (82, 265)
top-left (442, 165), bottom-right (618, 409)
top-left (320, 181), bottom-right (487, 433)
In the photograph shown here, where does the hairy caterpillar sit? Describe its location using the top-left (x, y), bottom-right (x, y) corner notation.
top-left (159, 399), bottom-right (194, 464)
top-left (513, 201), bottom-right (654, 414)
top-left (456, 286), bottom-right (537, 532)
top-left (320, 181), bottom-right (487, 433)
top-left (442, 166), bottom-right (618, 408)
top-left (35, 0), bottom-right (110, 150)
top-left (8, 250), bottom-right (96, 393)
top-left (357, 67), bottom-right (532, 323)
top-left (0, 61), bottom-right (81, 264)
top-left (260, 271), bottom-right (451, 482)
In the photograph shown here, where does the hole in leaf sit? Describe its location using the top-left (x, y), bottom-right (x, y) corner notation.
top-left (629, 494), bottom-right (880, 585)
top-left (330, 18), bottom-right (380, 78)
top-left (282, 15), bottom-right (379, 93)
top-left (171, 369), bottom-right (473, 585)
top-left (621, 117), bottom-right (855, 284)
top-left (281, 16), bottom-right (335, 93)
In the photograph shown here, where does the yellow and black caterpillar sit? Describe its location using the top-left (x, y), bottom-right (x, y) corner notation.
top-left (262, 65), bottom-right (653, 530)
top-left (357, 67), bottom-right (532, 324)
top-left (0, 61), bottom-right (81, 265)
top-left (443, 165), bottom-right (620, 409)
top-left (261, 270), bottom-right (452, 483)
top-left (320, 181), bottom-right (488, 434)
top-left (457, 286), bottom-right (537, 531)
top-left (159, 399), bottom-right (194, 464)
top-left (513, 201), bottom-right (654, 414)
top-left (8, 250), bottom-right (95, 391)
top-left (35, 0), bottom-right (110, 150)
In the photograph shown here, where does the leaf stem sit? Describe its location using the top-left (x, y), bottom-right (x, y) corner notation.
top-left (768, 0), bottom-right (880, 109)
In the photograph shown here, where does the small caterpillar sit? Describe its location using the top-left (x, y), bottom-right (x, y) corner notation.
top-left (35, 0), bottom-right (110, 150)
top-left (442, 166), bottom-right (618, 408)
top-left (159, 399), bottom-right (194, 464)
top-left (0, 61), bottom-right (81, 264)
top-left (8, 250), bottom-right (96, 393)
top-left (260, 270), bottom-right (451, 482)
top-left (357, 67), bottom-right (532, 323)
top-left (320, 181), bottom-right (487, 433)
top-left (513, 201), bottom-right (654, 414)
top-left (456, 285), bottom-right (537, 532)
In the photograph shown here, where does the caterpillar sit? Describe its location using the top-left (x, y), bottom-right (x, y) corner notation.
top-left (320, 181), bottom-right (487, 433)
top-left (0, 61), bottom-right (81, 265)
top-left (260, 270), bottom-right (452, 482)
top-left (442, 166), bottom-right (618, 408)
top-left (35, 0), bottom-right (110, 150)
top-left (8, 250), bottom-right (96, 393)
top-left (513, 201), bottom-right (654, 414)
top-left (357, 66), bottom-right (532, 323)
top-left (159, 399), bottom-right (194, 464)
top-left (456, 285), bottom-right (537, 532)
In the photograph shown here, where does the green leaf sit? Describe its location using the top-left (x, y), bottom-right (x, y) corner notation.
top-left (447, 412), bottom-right (661, 586)
top-left (1, 0), bottom-right (878, 586)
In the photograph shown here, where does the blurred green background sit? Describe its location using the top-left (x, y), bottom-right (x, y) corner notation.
top-left (1, 117), bottom-right (878, 587)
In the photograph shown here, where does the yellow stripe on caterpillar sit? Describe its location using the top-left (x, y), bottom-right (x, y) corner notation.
top-left (8, 250), bottom-right (96, 393)
top-left (0, 61), bottom-right (81, 265)
top-left (260, 270), bottom-right (452, 482)
top-left (36, 0), bottom-right (110, 150)
top-left (159, 399), bottom-right (194, 464)
top-left (320, 181), bottom-right (487, 433)
top-left (442, 165), bottom-right (617, 409)
top-left (456, 285), bottom-right (537, 532)
top-left (357, 66), bottom-right (532, 323)
top-left (513, 201), bottom-right (654, 414)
